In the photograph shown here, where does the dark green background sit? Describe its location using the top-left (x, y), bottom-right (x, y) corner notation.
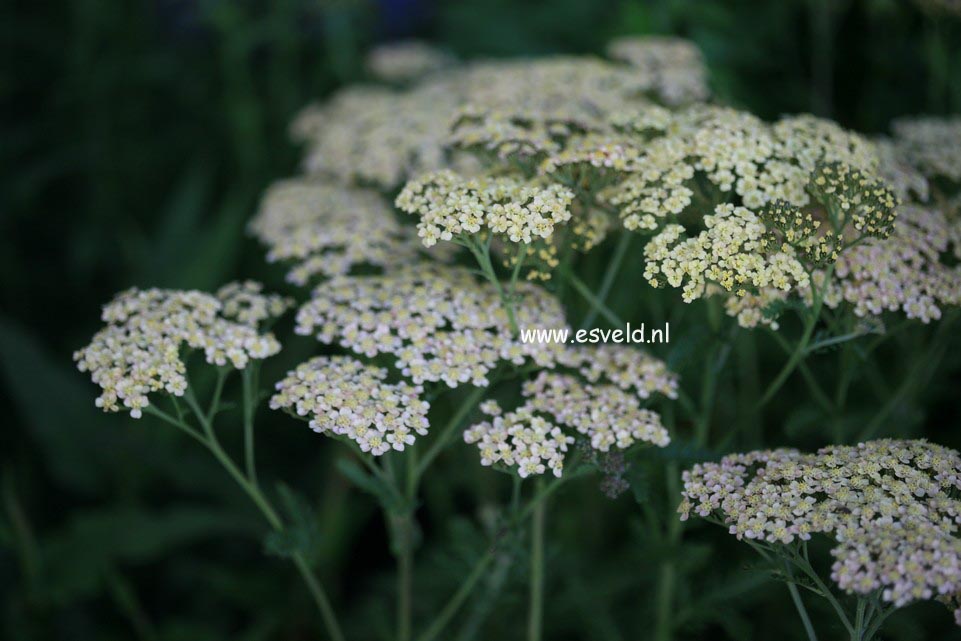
top-left (3, 1), bottom-right (961, 639)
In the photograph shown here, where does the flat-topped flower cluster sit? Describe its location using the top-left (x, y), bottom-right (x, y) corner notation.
top-left (250, 178), bottom-right (430, 285)
top-left (679, 439), bottom-right (961, 621)
top-left (270, 356), bottom-right (431, 455)
top-left (465, 345), bottom-right (677, 477)
top-left (293, 263), bottom-right (567, 388)
top-left (395, 170), bottom-right (574, 247)
top-left (74, 283), bottom-right (289, 418)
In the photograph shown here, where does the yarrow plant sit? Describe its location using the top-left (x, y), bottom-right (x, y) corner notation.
top-left (74, 32), bottom-right (961, 641)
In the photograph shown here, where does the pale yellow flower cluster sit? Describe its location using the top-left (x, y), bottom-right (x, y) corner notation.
top-left (75, 285), bottom-right (288, 418)
top-left (809, 162), bottom-right (899, 237)
top-left (606, 35), bottom-right (710, 105)
top-left (293, 263), bottom-right (567, 387)
top-left (250, 179), bottom-right (429, 285)
top-left (643, 204), bottom-right (810, 303)
top-left (395, 170), bottom-right (574, 247)
top-left (465, 345), bottom-right (676, 478)
top-left (679, 439), bottom-right (961, 625)
top-left (601, 106), bottom-right (880, 227)
top-left (270, 356), bottom-right (430, 456)
top-left (364, 40), bottom-right (454, 84)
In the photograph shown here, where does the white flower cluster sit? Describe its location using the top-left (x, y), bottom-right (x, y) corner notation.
top-left (292, 37), bottom-right (710, 191)
top-left (679, 439), bottom-right (961, 624)
top-left (365, 40), bottom-right (454, 84)
top-left (606, 35), bottom-right (710, 105)
top-left (892, 116), bottom-right (961, 184)
top-left (642, 204), bottom-right (810, 303)
top-left (555, 343), bottom-right (679, 399)
top-left (395, 170), bottom-right (574, 247)
top-left (291, 81), bottom-right (460, 190)
top-left (293, 263), bottom-right (567, 387)
top-left (75, 284), bottom-right (288, 418)
top-left (465, 345), bottom-right (675, 478)
top-left (464, 400), bottom-right (573, 478)
top-left (215, 281), bottom-right (293, 325)
top-left (249, 179), bottom-right (430, 285)
top-left (270, 356), bottom-right (430, 455)
top-left (447, 52), bottom-right (707, 159)
top-left (875, 138), bottom-right (930, 203)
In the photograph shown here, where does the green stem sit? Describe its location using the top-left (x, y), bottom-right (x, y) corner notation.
top-left (242, 364), bottom-right (259, 484)
top-left (416, 471), bottom-right (568, 641)
top-left (783, 560), bottom-right (819, 641)
top-left (416, 386), bottom-right (488, 478)
top-left (769, 330), bottom-right (834, 414)
top-left (858, 313), bottom-right (956, 441)
top-left (852, 598), bottom-right (867, 641)
top-left (654, 462), bottom-right (682, 641)
top-left (415, 550), bottom-right (496, 641)
top-left (397, 511), bottom-right (414, 641)
top-left (758, 267), bottom-right (833, 408)
top-left (396, 452), bottom-right (417, 641)
top-left (567, 271), bottom-right (625, 327)
top-left (469, 236), bottom-right (519, 335)
top-left (580, 232), bottom-right (632, 330)
top-left (151, 398), bottom-right (345, 641)
top-left (207, 367), bottom-right (228, 423)
top-left (792, 549), bottom-right (853, 636)
top-left (528, 478), bottom-right (546, 641)
top-left (861, 602), bottom-right (894, 641)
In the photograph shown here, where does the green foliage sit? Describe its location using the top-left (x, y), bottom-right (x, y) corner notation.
top-left (4, 0), bottom-right (961, 640)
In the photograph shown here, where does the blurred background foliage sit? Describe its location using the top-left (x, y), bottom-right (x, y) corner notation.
top-left (2, 0), bottom-right (961, 639)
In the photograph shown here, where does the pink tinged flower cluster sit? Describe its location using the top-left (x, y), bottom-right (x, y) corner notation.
top-left (827, 205), bottom-right (961, 322)
top-left (679, 439), bottom-right (961, 623)
top-left (270, 356), bottom-right (430, 456)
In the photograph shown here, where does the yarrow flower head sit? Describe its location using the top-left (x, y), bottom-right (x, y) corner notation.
top-left (270, 356), bottom-right (430, 455)
top-left (605, 36), bottom-right (710, 105)
top-left (364, 40), bottom-right (454, 84)
top-left (824, 205), bottom-right (961, 322)
top-left (892, 116), bottom-right (961, 185)
top-left (679, 439), bottom-right (961, 625)
top-left (250, 178), bottom-right (435, 285)
top-left (599, 106), bottom-right (881, 230)
top-left (291, 81), bottom-right (461, 190)
top-left (464, 401), bottom-right (573, 478)
top-left (396, 170), bottom-right (574, 247)
top-left (447, 58), bottom-right (650, 158)
top-left (293, 263), bottom-right (567, 388)
top-left (465, 345), bottom-right (676, 478)
top-left (642, 204), bottom-right (811, 303)
top-left (74, 283), bottom-right (290, 418)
